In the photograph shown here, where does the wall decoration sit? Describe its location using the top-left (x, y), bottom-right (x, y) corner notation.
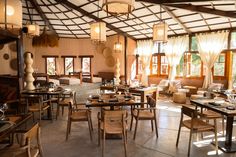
top-left (105, 56), bottom-right (115, 67)
top-left (10, 58), bottom-right (18, 71)
top-left (96, 43), bottom-right (105, 54)
top-left (3, 53), bottom-right (10, 60)
top-left (9, 43), bottom-right (17, 52)
top-left (0, 44), bottom-right (4, 50)
top-left (103, 47), bottom-right (112, 58)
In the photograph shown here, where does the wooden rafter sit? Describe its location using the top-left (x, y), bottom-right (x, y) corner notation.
top-left (55, 0), bottom-right (136, 40)
top-left (137, 0), bottom-right (229, 4)
top-left (161, 5), bottom-right (191, 34)
top-left (163, 3), bottom-right (236, 19)
top-left (27, 0), bottom-right (55, 32)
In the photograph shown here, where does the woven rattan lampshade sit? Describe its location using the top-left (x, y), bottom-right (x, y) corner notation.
top-left (153, 22), bottom-right (168, 43)
top-left (90, 22), bottom-right (106, 43)
top-left (102, 0), bottom-right (135, 15)
top-left (0, 0), bottom-right (22, 29)
top-left (26, 24), bottom-right (40, 36)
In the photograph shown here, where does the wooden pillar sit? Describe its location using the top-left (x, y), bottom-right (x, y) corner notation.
top-left (124, 37), bottom-right (127, 84)
top-left (17, 31), bottom-right (24, 92)
top-left (228, 51), bottom-right (233, 89)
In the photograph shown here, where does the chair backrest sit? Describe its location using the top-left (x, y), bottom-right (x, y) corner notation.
top-left (147, 96), bottom-right (156, 108)
top-left (181, 106), bottom-right (198, 119)
top-left (19, 123), bottom-right (43, 157)
top-left (103, 110), bottom-right (127, 130)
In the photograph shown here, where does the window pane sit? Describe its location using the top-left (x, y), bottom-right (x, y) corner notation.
top-left (191, 36), bottom-right (198, 51)
top-left (46, 57), bottom-right (56, 75)
top-left (161, 56), bottom-right (168, 75)
top-left (152, 56), bottom-right (158, 74)
top-left (176, 55), bottom-right (184, 76)
top-left (232, 53), bottom-right (236, 85)
top-left (187, 53), bottom-right (201, 76)
top-left (82, 57), bottom-right (91, 73)
top-left (65, 58), bottom-right (74, 75)
top-left (231, 32), bottom-right (236, 49)
top-left (214, 54), bottom-right (225, 76)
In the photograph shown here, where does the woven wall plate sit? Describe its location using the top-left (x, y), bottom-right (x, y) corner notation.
top-left (0, 44), bottom-right (4, 50)
top-left (96, 43), bottom-right (105, 54)
top-left (10, 58), bottom-right (18, 71)
top-left (9, 43), bottom-right (17, 52)
top-left (103, 47), bottom-right (112, 58)
top-left (3, 53), bottom-right (10, 60)
top-left (105, 56), bottom-right (115, 67)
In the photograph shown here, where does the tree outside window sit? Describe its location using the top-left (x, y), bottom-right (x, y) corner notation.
top-left (214, 53), bottom-right (225, 76)
top-left (64, 57), bottom-right (74, 75)
top-left (161, 55), bottom-right (168, 75)
top-left (151, 55), bottom-right (158, 74)
top-left (186, 53), bottom-right (201, 77)
top-left (46, 57), bottom-right (56, 75)
top-left (82, 57), bottom-right (91, 73)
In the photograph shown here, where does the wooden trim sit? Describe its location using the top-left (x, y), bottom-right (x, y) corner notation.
top-left (78, 55), bottom-right (94, 58)
top-left (61, 55), bottom-right (77, 58)
top-left (42, 55), bottom-right (59, 58)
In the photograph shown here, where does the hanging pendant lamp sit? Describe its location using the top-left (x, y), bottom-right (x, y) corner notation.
top-left (114, 35), bottom-right (122, 52)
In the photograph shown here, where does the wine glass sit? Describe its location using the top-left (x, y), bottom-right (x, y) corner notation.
top-left (0, 103), bottom-right (8, 121)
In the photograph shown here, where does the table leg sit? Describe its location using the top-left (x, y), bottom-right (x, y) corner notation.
top-left (218, 116), bottom-right (236, 152)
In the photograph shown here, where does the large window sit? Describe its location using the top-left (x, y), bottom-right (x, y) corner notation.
top-left (213, 53), bottom-right (225, 76)
top-left (186, 52), bottom-right (201, 77)
top-left (64, 57), bottom-right (74, 75)
top-left (176, 55), bottom-right (184, 76)
top-left (42, 56), bottom-right (57, 75)
top-left (151, 55), bottom-right (158, 74)
top-left (160, 55), bottom-right (168, 75)
top-left (82, 57), bottom-right (91, 73)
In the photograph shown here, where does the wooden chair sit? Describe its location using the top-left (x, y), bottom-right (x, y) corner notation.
top-left (66, 99), bottom-right (93, 141)
top-left (56, 90), bottom-right (75, 119)
top-left (24, 95), bottom-right (52, 125)
top-left (176, 106), bottom-right (218, 157)
top-left (0, 123), bottom-right (43, 157)
top-left (98, 110), bottom-right (128, 157)
top-left (130, 95), bottom-right (158, 140)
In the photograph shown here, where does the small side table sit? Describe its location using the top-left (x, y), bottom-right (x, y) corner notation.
top-left (183, 86), bottom-right (198, 97)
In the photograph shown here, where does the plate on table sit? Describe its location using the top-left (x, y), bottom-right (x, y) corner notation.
top-left (89, 95), bottom-right (100, 99)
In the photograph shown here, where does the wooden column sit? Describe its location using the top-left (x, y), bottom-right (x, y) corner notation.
top-left (124, 37), bottom-right (127, 84)
top-left (17, 32), bottom-right (24, 92)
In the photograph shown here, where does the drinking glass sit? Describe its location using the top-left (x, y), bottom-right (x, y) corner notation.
top-left (0, 103), bottom-right (8, 121)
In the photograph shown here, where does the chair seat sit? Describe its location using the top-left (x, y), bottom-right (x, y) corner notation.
top-left (132, 110), bottom-right (154, 119)
top-left (100, 121), bottom-right (128, 134)
top-left (200, 110), bottom-right (222, 119)
top-left (183, 119), bottom-right (215, 131)
top-left (28, 104), bottom-right (49, 112)
top-left (59, 99), bottom-right (72, 106)
top-left (0, 145), bottom-right (39, 157)
top-left (70, 111), bottom-right (89, 121)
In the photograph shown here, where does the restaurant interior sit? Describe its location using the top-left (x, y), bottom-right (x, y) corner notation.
top-left (1, 0), bottom-right (236, 157)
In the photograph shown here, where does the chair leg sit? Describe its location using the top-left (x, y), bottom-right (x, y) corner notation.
top-left (66, 119), bottom-right (71, 141)
top-left (154, 118), bottom-right (158, 138)
top-left (151, 120), bottom-right (154, 131)
top-left (98, 121), bottom-right (101, 146)
top-left (176, 125), bottom-right (182, 147)
top-left (187, 129), bottom-right (193, 157)
top-left (56, 105), bottom-right (60, 119)
top-left (133, 118), bottom-right (139, 140)
top-left (102, 130), bottom-right (105, 157)
top-left (62, 106), bottom-right (64, 116)
top-left (123, 131), bottom-right (127, 157)
top-left (214, 119), bottom-right (218, 154)
top-left (222, 116), bottom-right (225, 136)
top-left (88, 118), bottom-right (93, 141)
top-left (130, 115), bottom-right (133, 131)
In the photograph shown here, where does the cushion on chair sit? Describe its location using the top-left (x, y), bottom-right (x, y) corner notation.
top-left (132, 110), bottom-right (155, 119)
top-left (173, 92), bottom-right (186, 104)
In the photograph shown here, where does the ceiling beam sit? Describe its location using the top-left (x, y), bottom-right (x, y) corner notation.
top-left (27, 0), bottom-right (55, 32)
top-left (163, 3), bottom-right (236, 19)
top-left (137, 0), bottom-right (229, 4)
top-left (161, 5), bottom-right (191, 34)
top-left (56, 0), bottom-right (136, 40)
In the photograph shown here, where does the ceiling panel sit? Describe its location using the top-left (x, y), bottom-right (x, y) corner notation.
top-left (210, 23), bottom-right (231, 30)
top-left (206, 17), bottom-right (229, 24)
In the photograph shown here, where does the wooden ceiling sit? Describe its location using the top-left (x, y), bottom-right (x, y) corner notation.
top-left (23, 0), bottom-right (236, 40)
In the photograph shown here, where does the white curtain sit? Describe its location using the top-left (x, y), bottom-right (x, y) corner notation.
top-left (136, 40), bottom-right (153, 86)
top-left (164, 35), bottom-right (189, 80)
top-left (196, 31), bottom-right (229, 88)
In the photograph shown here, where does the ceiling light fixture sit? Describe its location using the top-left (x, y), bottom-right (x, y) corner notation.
top-left (153, 4), bottom-right (168, 43)
top-left (90, 0), bottom-right (106, 43)
top-left (0, 0), bottom-right (22, 33)
top-left (114, 35), bottom-right (122, 52)
top-left (102, 0), bottom-right (135, 16)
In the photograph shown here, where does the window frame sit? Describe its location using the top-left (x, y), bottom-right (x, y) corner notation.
top-left (213, 51), bottom-right (227, 78)
top-left (61, 56), bottom-right (76, 75)
top-left (42, 55), bottom-right (58, 75)
top-left (79, 55), bottom-right (94, 75)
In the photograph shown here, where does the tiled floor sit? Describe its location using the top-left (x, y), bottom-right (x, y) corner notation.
top-left (40, 97), bottom-right (236, 157)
